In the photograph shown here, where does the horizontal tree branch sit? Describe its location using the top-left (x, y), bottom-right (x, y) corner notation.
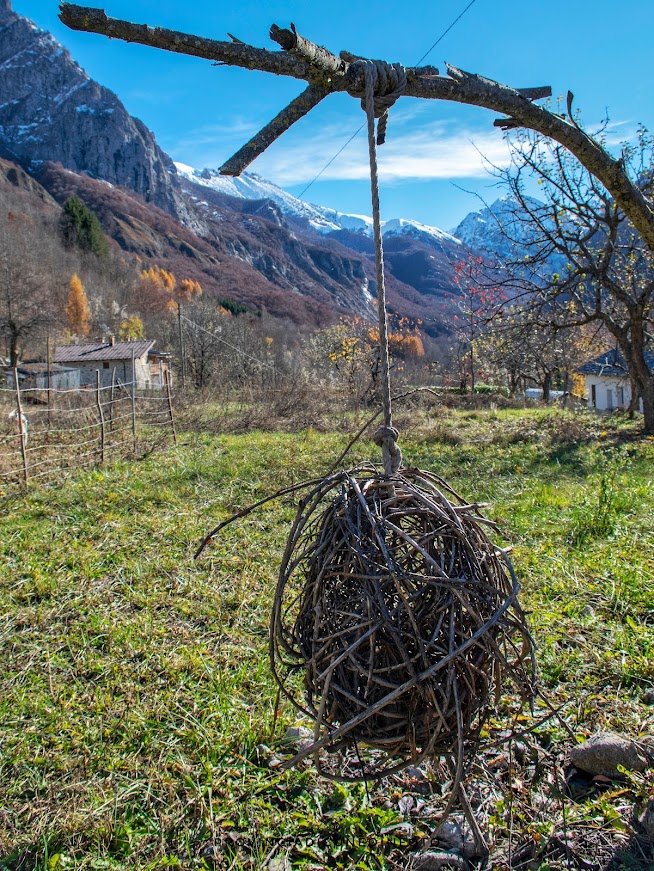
top-left (58, 4), bottom-right (654, 251)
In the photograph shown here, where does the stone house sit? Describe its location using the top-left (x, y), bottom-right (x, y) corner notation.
top-left (53, 339), bottom-right (171, 390)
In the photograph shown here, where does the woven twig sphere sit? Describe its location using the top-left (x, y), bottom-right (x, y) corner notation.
top-left (271, 465), bottom-right (535, 779)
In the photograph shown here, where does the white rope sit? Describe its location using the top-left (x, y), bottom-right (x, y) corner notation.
top-left (362, 60), bottom-right (404, 474)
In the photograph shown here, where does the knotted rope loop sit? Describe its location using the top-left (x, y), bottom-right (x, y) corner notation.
top-left (373, 425), bottom-right (402, 475)
top-left (352, 59), bottom-right (407, 145)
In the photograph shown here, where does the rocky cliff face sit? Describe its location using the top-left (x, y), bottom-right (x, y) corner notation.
top-left (0, 0), bottom-right (484, 331)
top-left (0, 1), bottom-right (182, 217)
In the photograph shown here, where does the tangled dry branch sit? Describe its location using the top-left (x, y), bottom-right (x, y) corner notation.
top-left (271, 465), bottom-right (536, 781)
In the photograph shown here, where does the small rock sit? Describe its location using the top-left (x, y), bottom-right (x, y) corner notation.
top-left (580, 604), bottom-right (595, 618)
top-left (268, 857), bottom-right (291, 871)
top-left (282, 725), bottom-right (313, 744)
top-left (436, 820), bottom-right (464, 852)
top-left (570, 732), bottom-right (649, 777)
top-left (637, 797), bottom-right (654, 836)
top-left (412, 850), bottom-right (469, 870)
top-left (643, 689), bottom-right (654, 705)
top-left (404, 765), bottom-right (428, 782)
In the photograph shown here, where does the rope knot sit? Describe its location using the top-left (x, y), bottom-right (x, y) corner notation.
top-left (373, 425), bottom-right (402, 475)
top-left (353, 59), bottom-right (407, 145)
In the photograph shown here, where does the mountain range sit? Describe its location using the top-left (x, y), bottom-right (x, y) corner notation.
top-left (0, 0), bottom-right (520, 335)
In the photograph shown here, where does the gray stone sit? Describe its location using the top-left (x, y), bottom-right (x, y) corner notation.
top-left (569, 732), bottom-right (649, 777)
top-left (412, 851), bottom-right (469, 870)
top-left (637, 798), bottom-right (654, 836)
top-left (643, 689), bottom-right (654, 705)
top-left (282, 725), bottom-right (313, 744)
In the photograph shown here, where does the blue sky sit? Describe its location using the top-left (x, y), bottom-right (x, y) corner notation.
top-left (12, 0), bottom-right (654, 229)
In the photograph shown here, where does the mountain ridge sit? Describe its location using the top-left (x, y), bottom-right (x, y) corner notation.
top-left (0, 0), bottom-right (534, 336)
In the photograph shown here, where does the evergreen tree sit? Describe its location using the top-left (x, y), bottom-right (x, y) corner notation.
top-left (59, 196), bottom-right (109, 258)
top-left (65, 273), bottom-right (92, 336)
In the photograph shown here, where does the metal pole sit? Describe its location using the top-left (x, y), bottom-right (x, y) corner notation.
top-left (109, 366), bottom-right (116, 432)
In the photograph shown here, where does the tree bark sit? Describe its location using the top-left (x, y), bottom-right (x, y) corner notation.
top-left (642, 378), bottom-right (654, 433)
top-left (59, 4), bottom-right (654, 254)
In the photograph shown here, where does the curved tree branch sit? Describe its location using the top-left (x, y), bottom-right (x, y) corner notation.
top-left (58, 4), bottom-right (654, 252)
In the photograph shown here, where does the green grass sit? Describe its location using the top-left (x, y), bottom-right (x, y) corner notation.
top-left (1, 407), bottom-right (653, 870)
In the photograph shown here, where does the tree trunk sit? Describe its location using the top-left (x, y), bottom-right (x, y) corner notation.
top-left (642, 377), bottom-right (654, 433)
top-left (9, 329), bottom-right (19, 367)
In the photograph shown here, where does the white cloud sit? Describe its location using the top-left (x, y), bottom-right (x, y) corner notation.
top-left (254, 120), bottom-right (513, 185)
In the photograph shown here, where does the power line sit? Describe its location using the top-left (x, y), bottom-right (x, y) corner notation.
top-left (296, 0), bottom-right (481, 200)
top-left (297, 123), bottom-right (366, 199)
top-left (414, 0), bottom-right (479, 67)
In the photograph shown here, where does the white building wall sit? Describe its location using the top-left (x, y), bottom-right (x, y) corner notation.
top-left (584, 375), bottom-right (642, 411)
top-left (74, 357), bottom-right (149, 389)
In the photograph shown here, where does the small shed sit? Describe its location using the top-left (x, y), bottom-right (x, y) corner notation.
top-left (577, 349), bottom-right (651, 412)
top-left (4, 362), bottom-right (80, 392)
top-left (53, 339), bottom-right (171, 390)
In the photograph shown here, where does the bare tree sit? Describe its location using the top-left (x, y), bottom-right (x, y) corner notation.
top-left (488, 128), bottom-right (654, 429)
top-left (0, 208), bottom-right (61, 365)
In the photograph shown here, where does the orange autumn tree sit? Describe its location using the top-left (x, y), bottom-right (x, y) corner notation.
top-left (137, 265), bottom-right (202, 314)
top-left (65, 273), bottom-right (91, 336)
top-left (318, 314), bottom-right (425, 397)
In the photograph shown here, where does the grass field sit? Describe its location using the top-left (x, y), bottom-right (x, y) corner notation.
top-left (1, 405), bottom-right (653, 870)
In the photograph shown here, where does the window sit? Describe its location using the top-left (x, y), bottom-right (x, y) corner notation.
top-left (617, 386), bottom-right (625, 408)
top-left (606, 388), bottom-right (613, 410)
top-left (591, 384), bottom-right (596, 408)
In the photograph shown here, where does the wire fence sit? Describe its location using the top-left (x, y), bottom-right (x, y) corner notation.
top-left (0, 368), bottom-right (177, 492)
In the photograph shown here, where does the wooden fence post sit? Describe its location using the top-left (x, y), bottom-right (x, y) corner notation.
top-left (47, 335), bottom-right (52, 430)
top-left (164, 369), bottom-right (177, 445)
top-left (109, 367), bottom-right (116, 432)
top-left (131, 349), bottom-right (137, 453)
top-left (13, 368), bottom-right (28, 488)
top-left (95, 370), bottom-right (105, 465)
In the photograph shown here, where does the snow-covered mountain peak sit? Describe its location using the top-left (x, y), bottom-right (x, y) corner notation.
top-left (174, 163), bottom-right (341, 232)
top-left (381, 217), bottom-right (461, 245)
top-left (175, 163), bottom-right (464, 250)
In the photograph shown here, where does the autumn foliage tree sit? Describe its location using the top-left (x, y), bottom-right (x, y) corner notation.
top-left (65, 273), bottom-right (91, 336)
top-left (137, 265), bottom-right (202, 314)
top-left (313, 314), bottom-right (425, 399)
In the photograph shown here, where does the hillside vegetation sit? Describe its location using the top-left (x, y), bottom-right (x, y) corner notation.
top-left (1, 406), bottom-right (653, 870)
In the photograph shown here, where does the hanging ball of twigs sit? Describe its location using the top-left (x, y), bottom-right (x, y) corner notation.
top-left (271, 464), bottom-right (535, 780)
